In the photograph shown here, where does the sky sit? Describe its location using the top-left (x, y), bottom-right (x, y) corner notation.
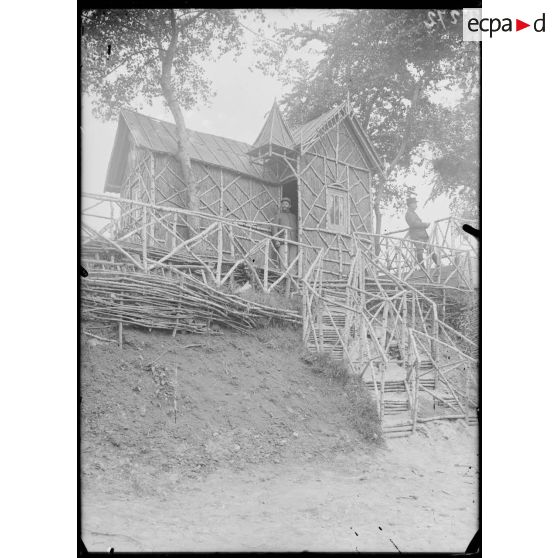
top-left (82, 8), bottom-right (451, 233)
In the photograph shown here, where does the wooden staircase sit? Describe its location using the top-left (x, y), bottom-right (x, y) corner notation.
top-left (301, 248), bottom-right (478, 440)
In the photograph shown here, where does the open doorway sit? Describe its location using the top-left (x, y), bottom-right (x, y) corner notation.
top-left (281, 179), bottom-right (298, 223)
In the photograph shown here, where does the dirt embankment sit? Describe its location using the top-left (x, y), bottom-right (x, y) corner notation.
top-left (81, 325), bottom-right (478, 552)
top-left (81, 325), bottom-right (375, 495)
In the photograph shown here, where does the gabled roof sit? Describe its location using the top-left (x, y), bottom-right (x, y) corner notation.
top-left (105, 109), bottom-right (274, 192)
top-left (289, 102), bottom-right (385, 174)
top-left (251, 100), bottom-right (294, 151)
top-left (290, 104), bottom-right (342, 147)
top-left (105, 104), bottom-right (385, 194)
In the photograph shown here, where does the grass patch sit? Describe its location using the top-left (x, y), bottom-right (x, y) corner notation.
top-left (301, 351), bottom-right (383, 444)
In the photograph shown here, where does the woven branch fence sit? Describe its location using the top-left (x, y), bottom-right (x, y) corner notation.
top-left (82, 269), bottom-right (301, 335)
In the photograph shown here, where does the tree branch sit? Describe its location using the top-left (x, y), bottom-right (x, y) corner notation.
top-left (82, 12), bottom-right (153, 38)
top-left (388, 82), bottom-right (423, 171)
top-left (240, 22), bottom-right (284, 48)
top-left (98, 47), bottom-right (161, 79)
top-left (176, 10), bottom-right (206, 33)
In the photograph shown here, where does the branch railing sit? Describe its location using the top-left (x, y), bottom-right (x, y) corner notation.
top-left (355, 231), bottom-right (475, 290)
top-left (408, 328), bottom-right (478, 426)
top-left (83, 193), bottom-right (477, 292)
top-left (300, 248), bottom-right (389, 395)
top-left (429, 217), bottom-right (479, 256)
top-left (385, 216), bottom-right (478, 255)
top-left (82, 193), bottom-right (319, 295)
top-left (304, 245), bottom-right (478, 432)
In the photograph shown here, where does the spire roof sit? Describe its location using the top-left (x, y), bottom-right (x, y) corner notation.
top-left (252, 100), bottom-right (294, 150)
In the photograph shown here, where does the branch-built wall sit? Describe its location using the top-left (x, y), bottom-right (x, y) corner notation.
top-left (298, 116), bottom-right (373, 279)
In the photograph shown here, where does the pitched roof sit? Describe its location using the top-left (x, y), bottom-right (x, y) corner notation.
top-left (289, 103), bottom-right (384, 173)
top-left (289, 104), bottom-right (342, 147)
top-left (251, 101), bottom-right (294, 150)
top-left (105, 105), bottom-right (385, 194)
top-left (105, 109), bottom-right (274, 192)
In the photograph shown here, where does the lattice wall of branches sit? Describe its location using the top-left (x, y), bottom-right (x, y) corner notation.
top-left (296, 117), bottom-right (374, 280)
top-left (118, 148), bottom-right (281, 256)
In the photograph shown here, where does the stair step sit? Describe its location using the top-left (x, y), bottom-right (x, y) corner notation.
top-left (365, 379), bottom-right (435, 393)
top-left (382, 422), bottom-right (413, 438)
top-left (384, 408), bottom-right (409, 416)
top-left (434, 394), bottom-right (461, 408)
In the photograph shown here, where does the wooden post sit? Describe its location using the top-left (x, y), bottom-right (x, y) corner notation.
top-left (216, 221), bottom-right (223, 286)
top-left (118, 298), bottom-right (123, 349)
top-left (337, 235), bottom-right (343, 277)
top-left (302, 282), bottom-right (308, 342)
top-left (149, 153), bottom-right (155, 242)
top-left (402, 291), bottom-right (408, 365)
top-left (109, 202), bottom-right (115, 239)
top-left (411, 361), bottom-right (419, 434)
top-left (296, 153), bottom-right (303, 278)
top-left (263, 238), bottom-right (270, 292)
top-left (142, 205), bottom-right (148, 272)
top-left (219, 169), bottom-right (224, 218)
top-left (298, 245), bottom-right (305, 281)
top-left (431, 305), bottom-right (439, 364)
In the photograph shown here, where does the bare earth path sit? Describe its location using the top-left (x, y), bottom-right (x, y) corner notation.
top-left (82, 423), bottom-right (478, 553)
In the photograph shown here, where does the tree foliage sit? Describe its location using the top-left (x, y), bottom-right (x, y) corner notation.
top-left (81, 9), bottom-right (249, 221)
top-left (270, 9), bottom-right (479, 220)
top-left (81, 9), bottom-right (246, 120)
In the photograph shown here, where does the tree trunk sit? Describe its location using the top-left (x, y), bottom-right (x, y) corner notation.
top-left (161, 80), bottom-right (200, 235)
top-left (370, 84), bottom-right (421, 258)
top-left (160, 11), bottom-right (200, 237)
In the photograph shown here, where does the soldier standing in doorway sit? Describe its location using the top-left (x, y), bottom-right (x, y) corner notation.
top-left (405, 197), bottom-right (438, 267)
top-left (271, 197), bottom-right (298, 269)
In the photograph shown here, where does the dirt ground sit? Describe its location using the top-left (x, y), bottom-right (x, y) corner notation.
top-left (80, 325), bottom-right (478, 553)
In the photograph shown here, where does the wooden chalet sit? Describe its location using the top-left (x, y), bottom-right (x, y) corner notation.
top-left (105, 100), bottom-right (384, 276)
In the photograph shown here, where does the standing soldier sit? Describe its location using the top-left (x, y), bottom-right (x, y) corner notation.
top-left (405, 197), bottom-right (438, 267)
top-left (271, 197), bottom-right (298, 268)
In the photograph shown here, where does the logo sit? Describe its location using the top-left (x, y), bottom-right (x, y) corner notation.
top-left (463, 9), bottom-right (546, 40)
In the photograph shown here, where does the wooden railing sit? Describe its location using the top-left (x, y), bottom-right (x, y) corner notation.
top-left (355, 231), bottom-right (476, 291)
top-left (83, 193), bottom-right (477, 292)
top-left (300, 246), bottom-right (478, 433)
top-left (408, 328), bottom-right (478, 427)
top-left (82, 193), bottom-right (317, 295)
top-left (300, 248), bottom-right (389, 417)
top-left (385, 216), bottom-right (479, 255)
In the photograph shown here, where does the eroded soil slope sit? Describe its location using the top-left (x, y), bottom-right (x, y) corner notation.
top-left (81, 325), bottom-right (478, 552)
top-left (81, 325), bottom-right (374, 495)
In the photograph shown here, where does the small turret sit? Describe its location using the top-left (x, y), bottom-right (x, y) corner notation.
top-left (248, 100), bottom-right (295, 158)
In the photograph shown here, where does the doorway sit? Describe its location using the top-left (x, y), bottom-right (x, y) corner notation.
top-left (281, 179), bottom-right (298, 222)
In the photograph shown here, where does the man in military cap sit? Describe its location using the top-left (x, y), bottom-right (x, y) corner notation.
top-left (271, 197), bottom-right (298, 268)
top-left (405, 197), bottom-right (438, 267)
